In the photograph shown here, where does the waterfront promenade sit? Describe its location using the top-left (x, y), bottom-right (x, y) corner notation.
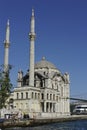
top-left (0, 115), bottom-right (87, 128)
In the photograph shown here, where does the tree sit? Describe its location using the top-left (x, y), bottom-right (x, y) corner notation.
top-left (0, 69), bottom-right (12, 109)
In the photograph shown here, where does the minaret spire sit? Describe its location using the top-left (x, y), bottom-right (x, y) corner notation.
top-left (30, 9), bottom-right (35, 34)
top-left (29, 9), bottom-right (36, 86)
top-left (32, 8), bottom-right (34, 17)
top-left (4, 19), bottom-right (10, 73)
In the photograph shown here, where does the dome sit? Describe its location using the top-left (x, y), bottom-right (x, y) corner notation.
top-left (35, 57), bottom-right (57, 69)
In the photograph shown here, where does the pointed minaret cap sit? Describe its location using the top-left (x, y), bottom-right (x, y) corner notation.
top-left (7, 19), bottom-right (10, 26)
top-left (32, 8), bottom-right (34, 16)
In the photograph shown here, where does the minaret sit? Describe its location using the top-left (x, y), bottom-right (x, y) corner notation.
top-left (29, 9), bottom-right (36, 86)
top-left (4, 19), bottom-right (10, 73)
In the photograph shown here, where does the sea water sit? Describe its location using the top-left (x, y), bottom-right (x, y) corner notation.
top-left (2, 120), bottom-right (87, 130)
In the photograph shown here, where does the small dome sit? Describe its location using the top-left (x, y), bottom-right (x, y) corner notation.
top-left (35, 57), bottom-right (57, 69)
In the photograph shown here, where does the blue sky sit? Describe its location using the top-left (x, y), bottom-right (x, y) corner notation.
top-left (0, 0), bottom-right (87, 99)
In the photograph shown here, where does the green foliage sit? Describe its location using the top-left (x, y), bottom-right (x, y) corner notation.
top-left (0, 71), bottom-right (12, 109)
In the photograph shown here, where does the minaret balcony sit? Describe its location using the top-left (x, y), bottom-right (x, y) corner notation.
top-left (4, 42), bottom-right (10, 48)
top-left (29, 33), bottom-right (36, 40)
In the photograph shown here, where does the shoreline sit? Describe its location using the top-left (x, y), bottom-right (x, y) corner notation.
top-left (0, 115), bottom-right (87, 128)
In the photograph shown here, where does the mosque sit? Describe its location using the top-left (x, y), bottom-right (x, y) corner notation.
top-left (2, 9), bottom-right (70, 118)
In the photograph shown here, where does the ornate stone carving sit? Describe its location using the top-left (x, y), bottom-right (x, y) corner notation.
top-left (64, 73), bottom-right (70, 83)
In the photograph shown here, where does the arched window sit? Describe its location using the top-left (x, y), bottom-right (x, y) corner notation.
top-left (21, 93), bottom-right (23, 99)
top-left (50, 94), bottom-right (52, 100)
top-left (17, 93), bottom-right (19, 99)
top-left (47, 93), bottom-right (49, 100)
top-left (38, 93), bottom-right (40, 99)
top-left (32, 92), bottom-right (34, 98)
top-left (35, 93), bottom-right (37, 99)
top-left (53, 94), bottom-right (55, 100)
top-left (61, 87), bottom-right (63, 96)
top-left (41, 93), bottom-right (44, 99)
top-left (40, 80), bottom-right (43, 87)
top-left (9, 98), bottom-right (14, 103)
top-left (26, 92), bottom-right (28, 99)
top-left (56, 96), bottom-right (58, 101)
top-left (53, 103), bottom-right (55, 112)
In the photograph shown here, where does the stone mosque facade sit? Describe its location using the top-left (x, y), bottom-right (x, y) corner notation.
top-left (15, 58), bottom-right (70, 118)
top-left (3, 9), bottom-right (70, 118)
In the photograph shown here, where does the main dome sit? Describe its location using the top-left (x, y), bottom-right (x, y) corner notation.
top-left (35, 57), bottom-right (57, 69)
